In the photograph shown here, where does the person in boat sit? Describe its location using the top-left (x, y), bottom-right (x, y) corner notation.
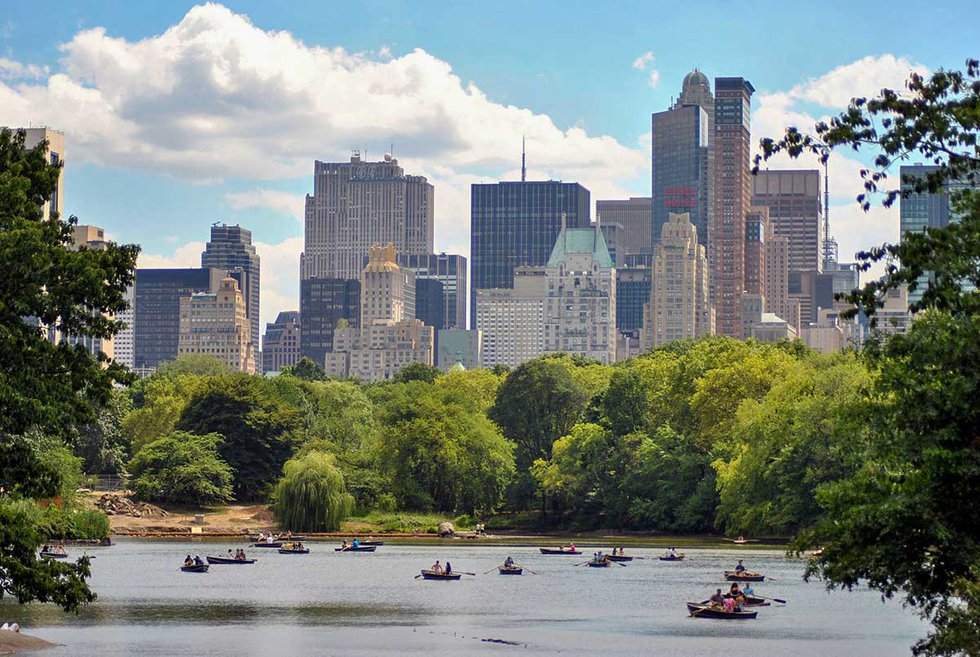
top-left (266, 534), bottom-right (276, 544)
top-left (445, 561), bottom-right (452, 575)
top-left (352, 538), bottom-right (360, 549)
top-left (193, 555), bottom-right (204, 565)
top-left (667, 547), bottom-right (677, 558)
top-left (567, 542), bottom-right (576, 552)
top-left (504, 556), bottom-right (515, 567)
top-left (286, 530), bottom-right (292, 539)
top-left (743, 583), bottom-right (755, 597)
top-left (184, 555), bottom-right (193, 566)
top-left (431, 560), bottom-right (443, 575)
top-left (257, 532), bottom-right (265, 542)
top-left (735, 560), bottom-right (746, 573)
top-left (709, 588), bottom-right (725, 609)
top-left (342, 540), bottom-right (349, 550)
top-left (729, 583), bottom-right (747, 606)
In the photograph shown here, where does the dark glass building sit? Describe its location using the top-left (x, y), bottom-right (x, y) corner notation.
top-left (201, 223), bottom-right (260, 348)
top-left (398, 253), bottom-right (467, 330)
top-left (470, 180), bottom-right (591, 326)
top-left (651, 71), bottom-right (714, 250)
top-left (616, 265), bottom-right (652, 334)
top-left (134, 268), bottom-right (243, 370)
top-left (299, 277), bottom-right (360, 366)
top-left (415, 278), bottom-right (445, 351)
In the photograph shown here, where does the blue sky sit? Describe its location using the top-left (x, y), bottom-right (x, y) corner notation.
top-left (0, 1), bottom-right (973, 328)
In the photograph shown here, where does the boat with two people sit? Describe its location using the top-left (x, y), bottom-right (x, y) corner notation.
top-left (418, 560), bottom-right (462, 580)
top-left (336, 539), bottom-right (377, 552)
top-left (606, 547), bottom-right (634, 562)
top-left (181, 555), bottom-right (209, 573)
top-left (207, 548), bottom-right (256, 565)
top-left (278, 542), bottom-right (310, 554)
top-left (659, 546), bottom-right (685, 561)
top-left (540, 543), bottom-right (581, 555)
top-left (39, 543), bottom-right (68, 560)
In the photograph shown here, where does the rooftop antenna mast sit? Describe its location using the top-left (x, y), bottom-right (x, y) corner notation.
top-left (821, 156), bottom-right (838, 269)
top-left (521, 135), bottom-right (527, 183)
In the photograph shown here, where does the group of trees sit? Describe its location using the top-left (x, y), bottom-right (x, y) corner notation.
top-left (2, 57), bottom-right (978, 655)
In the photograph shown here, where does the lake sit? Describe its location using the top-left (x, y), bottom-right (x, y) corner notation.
top-left (2, 539), bottom-right (925, 656)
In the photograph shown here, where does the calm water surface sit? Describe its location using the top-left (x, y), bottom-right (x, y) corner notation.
top-left (2, 539), bottom-right (925, 656)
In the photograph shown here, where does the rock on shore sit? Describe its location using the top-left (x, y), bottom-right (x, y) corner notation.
top-left (0, 631), bottom-right (56, 654)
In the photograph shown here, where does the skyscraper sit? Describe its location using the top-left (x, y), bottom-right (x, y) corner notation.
top-left (651, 71), bottom-right (713, 250)
top-left (134, 268), bottom-right (242, 370)
top-left (12, 127), bottom-right (65, 220)
top-left (398, 253), bottom-right (468, 330)
top-left (711, 76), bottom-right (755, 338)
top-left (751, 170), bottom-right (823, 274)
top-left (643, 213), bottom-right (713, 347)
top-left (596, 197), bottom-right (653, 257)
top-left (261, 311), bottom-right (301, 374)
top-left (301, 153), bottom-right (434, 281)
top-left (744, 206), bottom-right (769, 300)
top-left (178, 276), bottom-right (256, 374)
top-left (201, 223), bottom-right (260, 349)
top-left (299, 278), bottom-right (360, 366)
top-left (765, 234), bottom-right (792, 328)
top-left (470, 180), bottom-right (591, 327)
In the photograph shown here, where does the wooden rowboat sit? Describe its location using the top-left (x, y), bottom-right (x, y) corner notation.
top-left (335, 546), bottom-right (377, 552)
top-left (358, 540), bottom-right (384, 546)
top-left (587, 560), bottom-right (611, 568)
top-left (206, 556), bottom-right (256, 565)
top-left (498, 565), bottom-right (523, 575)
top-left (539, 548), bottom-right (582, 555)
top-left (251, 542), bottom-right (283, 548)
top-left (687, 602), bottom-right (757, 619)
top-left (725, 571), bottom-right (765, 582)
top-left (659, 554), bottom-right (685, 561)
top-left (606, 554), bottom-right (633, 562)
top-left (39, 551), bottom-right (68, 560)
top-left (420, 569), bottom-right (461, 580)
top-left (278, 547), bottom-right (310, 554)
top-left (180, 563), bottom-right (209, 573)
top-left (701, 596), bottom-right (770, 608)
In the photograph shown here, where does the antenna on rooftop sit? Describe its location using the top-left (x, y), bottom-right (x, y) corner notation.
top-left (521, 135), bottom-right (527, 183)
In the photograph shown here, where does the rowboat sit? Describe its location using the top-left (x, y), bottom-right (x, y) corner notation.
top-left (659, 554), bottom-right (685, 561)
top-left (539, 548), bottom-right (581, 555)
top-left (701, 596), bottom-right (770, 608)
top-left (348, 540), bottom-right (384, 546)
top-left (725, 571), bottom-right (765, 582)
top-left (249, 535), bottom-right (306, 542)
top-left (278, 546), bottom-right (310, 554)
top-left (335, 546), bottom-right (377, 552)
top-left (687, 602), bottom-right (757, 619)
top-left (206, 556), bottom-right (256, 565)
top-left (420, 569), bottom-right (461, 580)
top-left (587, 560), bottom-right (611, 568)
top-left (39, 551), bottom-right (68, 560)
top-left (606, 554), bottom-right (633, 562)
top-left (251, 542), bottom-right (283, 548)
top-left (180, 563), bottom-right (209, 573)
top-left (498, 565), bottom-right (523, 575)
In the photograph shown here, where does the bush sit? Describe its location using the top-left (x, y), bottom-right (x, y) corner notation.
top-left (128, 431), bottom-right (234, 506)
top-left (272, 452), bottom-right (354, 532)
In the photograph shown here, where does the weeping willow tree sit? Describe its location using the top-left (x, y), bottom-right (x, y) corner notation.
top-left (272, 452), bottom-right (354, 531)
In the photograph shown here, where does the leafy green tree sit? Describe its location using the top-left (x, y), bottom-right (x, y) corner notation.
top-left (531, 423), bottom-right (616, 523)
top-left (284, 356), bottom-right (326, 381)
top-left (377, 382), bottom-right (514, 513)
top-left (0, 128), bottom-right (137, 611)
top-left (758, 59), bottom-right (980, 655)
top-left (272, 451), bottom-right (354, 531)
top-left (75, 389), bottom-right (132, 474)
top-left (393, 361), bottom-right (440, 384)
top-left (434, 368), bottom-right (502, 414)
top-left (122, 372), bottom-right (208, 453)
top-left (128, 431), bottom-right (233, 506)
top-left (177, 375), bottom-right (299, 499)
top-left (154, 354), bottom-right (234, 378)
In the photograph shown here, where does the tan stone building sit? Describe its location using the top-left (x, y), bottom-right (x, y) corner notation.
top-left (643, 212), bottom-right (714, 348)
top-left (324, 244), bottom-right (433, 381)
top-left (178, 276), bottom-right (256, 374)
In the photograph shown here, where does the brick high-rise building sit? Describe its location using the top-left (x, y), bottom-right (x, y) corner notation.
top-left (711, 77), bottom-right (755, 338)
top-left (751, 170), bottom-right (822, 275)
top-left (596, 197), bottom-right (653, 257)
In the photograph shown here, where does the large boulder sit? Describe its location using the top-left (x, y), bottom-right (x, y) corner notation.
top-left (437, 522), bottom-right (455, 537)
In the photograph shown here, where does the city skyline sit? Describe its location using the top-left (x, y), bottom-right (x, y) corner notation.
top-left (0, 2), bottom-right (968, 328)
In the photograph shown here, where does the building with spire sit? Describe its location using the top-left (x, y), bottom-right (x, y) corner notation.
top-left (476, 221), bottom-right (616, 366)
top-left (643, 213), bottom-right (713, 347)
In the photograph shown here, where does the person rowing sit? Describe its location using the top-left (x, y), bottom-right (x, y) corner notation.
top-left (743, 582), bottom-right (755, 597)
top-left (708, 588), bottom-right (725, 609)
top-left (265, 534), bottom-right (276, 544)
top-left (184, 554), bottom-right (193, 567)
top-left (430, 560), bottom-right (444, 575)
top-left (666, 546), bottom-right (677, 558)
top-left (352, 538), bottom-right (360, 549)
top-left (735, 560), bottom-right (746, 573)
top-left (504, 556), bottom-right (515, 567)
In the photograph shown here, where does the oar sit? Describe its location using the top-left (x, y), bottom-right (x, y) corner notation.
top-left (483, 567), bottom-right (497, 574)
top-left (756, 595), bottom-right (787, 604)
top-left (458, 571), bottom-right (477, 576)
top-left (522, 567), bottom-right (537, 575)
top-left (414, 574), bottom-right (422, 579)
top-left (573, 560), bottom-right (591, 566)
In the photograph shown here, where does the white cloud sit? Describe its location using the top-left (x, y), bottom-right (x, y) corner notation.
top-left (0, 3), bottom-right (644, 193)
top-left (226, 188), bottom-right (305, 222)
top-left (0, 56), bottom-right (48, 80)
top-left (648, 70), bottom-right (661, 89)
top-left (137, 241), bottom-right (206, 269)
top-left (788, 54), bottom-right (929, 108)
top-left (632, 51), bottom-right (654, 70)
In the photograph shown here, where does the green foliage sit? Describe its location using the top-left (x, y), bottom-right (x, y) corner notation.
top-left (123, 373), bottom-right (208, 453)
top-left (20, 503), bottom-right (111, 541)
top-left (283, 356), bottom-right (326, 381)
top-left (154, 354), bottom-right (234, 378)
top-left (377, 382), bottom-right (514, 513)
top-left (128, 431), bottom-right (233, 506)
top-left (0, 128), bottom-right (137, 612)
top-left (759, 59), bottom-right (980, 655)
top-left (272, 451), bottom-right (354, 531)
top-left (74, 389), bottom-right (132, 474)
top-left (176, 375), bottom-right (299, 500)
top-left (392, 361), bottom-right (440, 384)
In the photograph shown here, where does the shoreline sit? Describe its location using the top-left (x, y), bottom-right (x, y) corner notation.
top-left (0, 632), bottom-right (56, 655)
